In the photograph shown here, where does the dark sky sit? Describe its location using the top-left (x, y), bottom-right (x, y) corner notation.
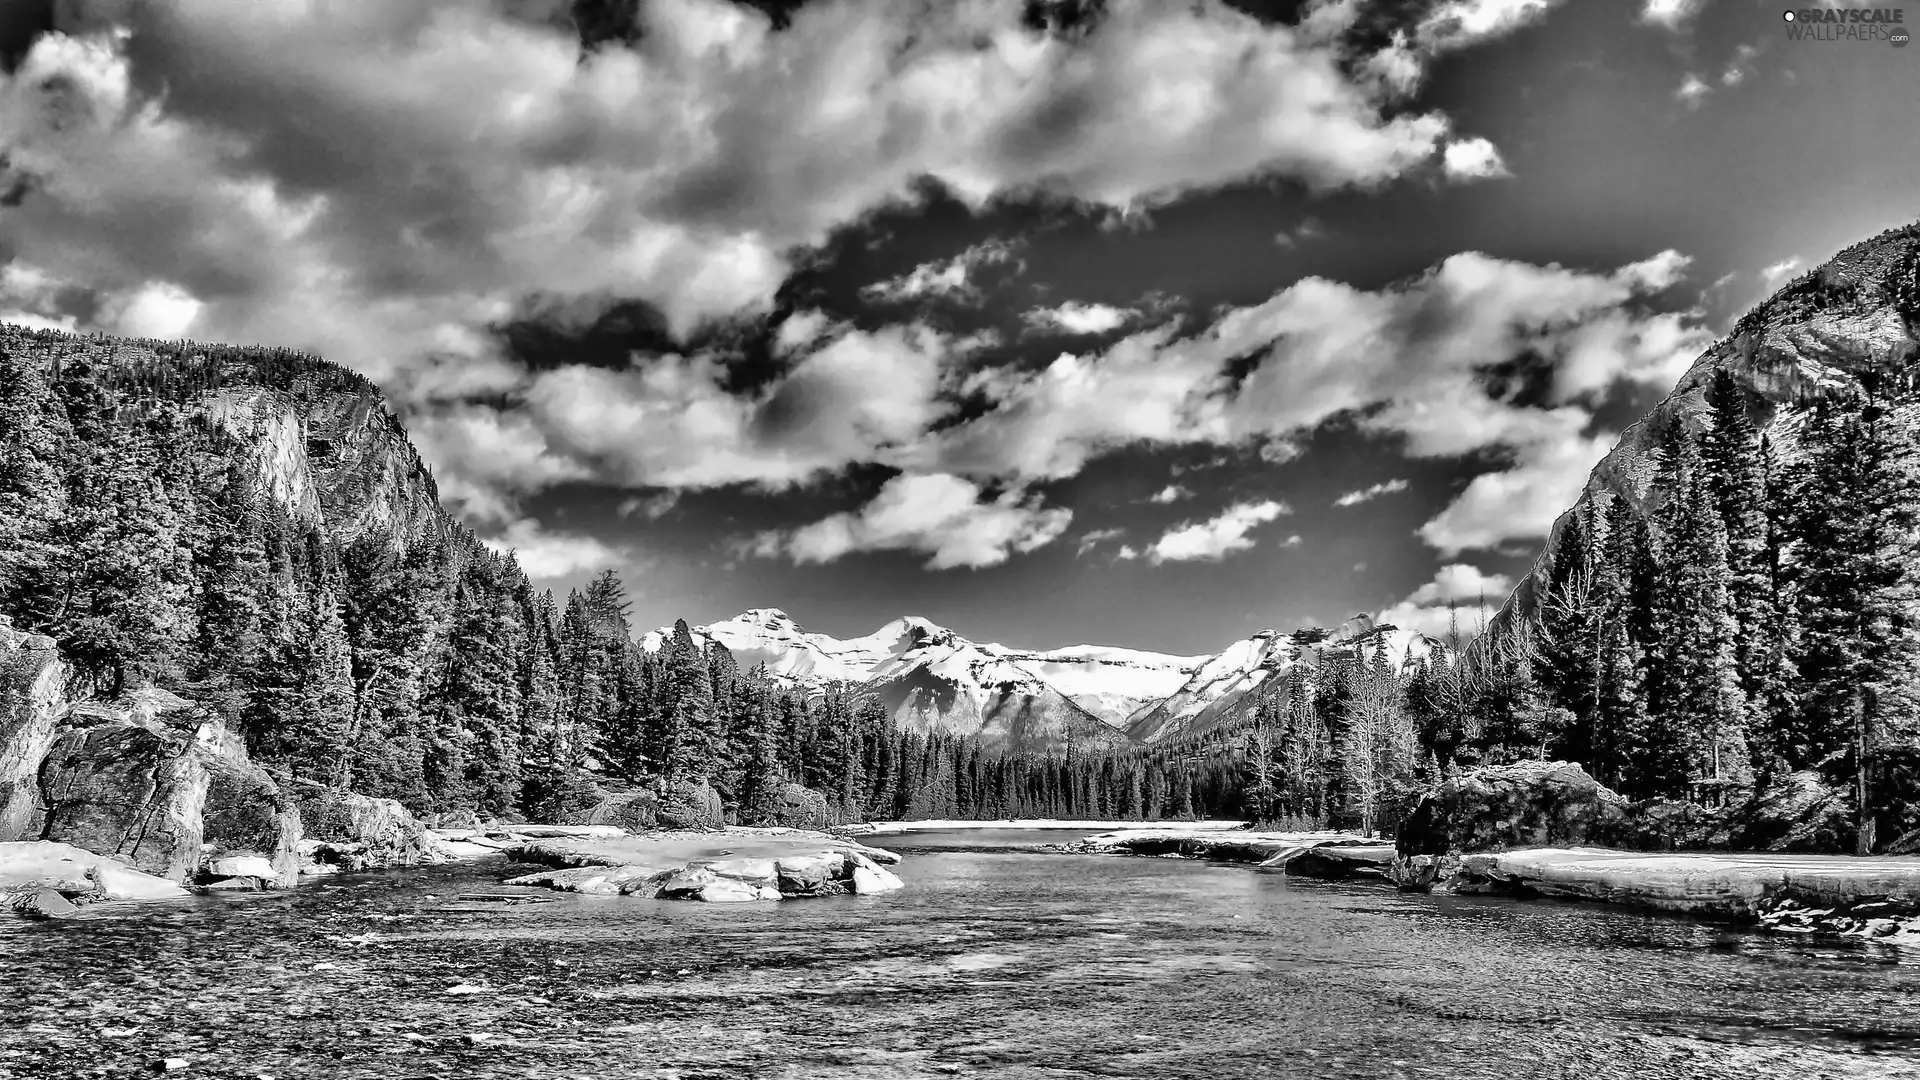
top-left (2, 0), bottom-right (1915, 653)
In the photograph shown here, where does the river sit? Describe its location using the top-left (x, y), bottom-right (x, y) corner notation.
top-left (4, 829), bottom-right (1919, 1079)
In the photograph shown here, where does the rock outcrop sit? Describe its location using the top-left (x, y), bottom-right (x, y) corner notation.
top-left (29, 692), bottom-right (301, 887)
top-left (1396, 761), bottom-right (1629, 858)
top-left (501, 828), bottom-right (906, 902)
top-left (292, 785), bottom-right (437, 873)
top-left (0, 617), bottom-right (65, 840)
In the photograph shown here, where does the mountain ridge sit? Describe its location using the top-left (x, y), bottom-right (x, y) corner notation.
top-left (641, 607), bottom-right (1436, 748)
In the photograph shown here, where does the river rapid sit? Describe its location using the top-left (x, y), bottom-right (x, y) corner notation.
top-left (4, 829), bottom-right (1920, 1079)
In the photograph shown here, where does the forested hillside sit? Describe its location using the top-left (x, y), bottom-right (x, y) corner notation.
top-left (0, 325), bottom-right (1236, 827)
top-left (1468, 225), bottom-right (1920, 854)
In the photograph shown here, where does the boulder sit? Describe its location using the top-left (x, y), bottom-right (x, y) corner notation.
top-left (0, 616), bottom-right (66, 841)
top-left (294, 787), bottom-right (434, 871)
top-left (657, 779), bottom-right (725, 831)
top-left (5, 885), bottom-right (77, 918)
top-left (208, 855), bottom-right (276, 879)
top-left (772, 783), bottom-right (833, 830)
top-left (1729, 772), bottom-right (1854, 853)
top-left (775, 853), bottom-right (845, 895)
top-left (656, 867), bottom-right (717, 898)
top-left (581, 791), bottom-right (659, 832)
top-left (1397, 761), bottom-right (1629, 856)
top-left (30, 704), bottom-right (301, 886)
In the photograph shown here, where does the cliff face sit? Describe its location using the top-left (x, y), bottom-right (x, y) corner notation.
top-left (0, 618), bottom-right (66, 841)
top-left (0, 325), bottom-right (450, 550)
top-left (201, 384), bottom-right (445, 546)
top-left (1495, 225), bottom-right (1920, 635)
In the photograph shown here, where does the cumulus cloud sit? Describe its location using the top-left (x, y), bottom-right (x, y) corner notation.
top-left (1675, 73), bottom-right (1712, 107)
top-left (485, 518), bottom-right (626, 580)
top-left (0, 0), bottom-right (1563, 536)
top-left (524, 322), bottom-right (961, 491)
top-left (753, 473), bottom-right (1072, 570)
top-left (1334, 478), bottom-right (1410, 507)
top-left (1023, 300), bottom-right (1138, 336)
top-left (1376, 563), bottom-right (1515, 637)
top-left (1442, 137), bottom-right (1510, 180)
top-left (1148, 484), bottom-right (1192, 504)
top-left (862, 239), bottom-right (1021, 304)
top-left (913, 247), bottom-right (1708, 555)
top-left (1134, 499), bottom-right (1290, 564)
top-left (1417, 432), bottom-right (1615, 555)
top-left (1075, 527), bottom-right (1126, 556)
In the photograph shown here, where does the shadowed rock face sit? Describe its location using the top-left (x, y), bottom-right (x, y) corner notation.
top-left (0, 617), bottom-right (64, 840)
top-left (28, 697), bottom-right (301, 886)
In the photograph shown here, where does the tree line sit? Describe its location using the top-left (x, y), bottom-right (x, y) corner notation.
top-left (0, 328), bottom-right (1250, 828)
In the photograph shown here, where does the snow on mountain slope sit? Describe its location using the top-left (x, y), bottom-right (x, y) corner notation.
top-left (641, 608), bottom-right (1424, 750)
top-left (639, 609), bottom-right (1204, 750)
top-left (1123, 615), bottom-right (1435, 744)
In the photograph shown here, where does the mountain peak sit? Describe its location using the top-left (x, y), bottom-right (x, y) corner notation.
top-left (735, 607), bottom-right (797, 627)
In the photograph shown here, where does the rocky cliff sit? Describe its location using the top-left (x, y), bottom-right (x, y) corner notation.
top-left (0, 325), bottom-right (450, 550)
top-left (1494, 224), bottom-right (1920, 635)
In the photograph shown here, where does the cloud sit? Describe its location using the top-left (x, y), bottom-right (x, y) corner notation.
top-left (912, 247), bottom-right (1708, 558)
top-left (754, 473), bottom-right (1072, 570)
top-left (1138, 499), bottom-right (1290, 564)
top-left (1334, 478), bottom-right (1410, 507)
top-left (1639, 0), bottom-right (1709, 31)
top-left (1441, 137), bottom-right (1510, 180)
top-left (1148, 484), bottom-right (1192, 504)
top-left (1075, 527), bottom-right (1126, 556)
top-left (1024, 301), bottom-right (1137, 336)
top-left (1675, 73), bottom-right (1712, 107)
top-left (524, 322), bottom-right (961, 492)
top-left (1760, 257), bottom-right (1804, 291)
top-left (862, 239), bottom-right (1022, 304)
top-left (1376, 563), bottom-right (1515, 637)
top-left (1416, 432), bottom-right (1615, 555)
top-left (0, 0), bottom-right (1567, 535)
top-left (486, 518), bottom-right (625, 580)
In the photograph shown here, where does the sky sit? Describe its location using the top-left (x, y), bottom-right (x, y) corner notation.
top-left (1, 0), bottom-right (1916, 655)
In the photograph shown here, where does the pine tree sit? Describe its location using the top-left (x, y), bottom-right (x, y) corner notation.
top-left (1700, 368), bottom-right (1776, 729)
top-left (1648, 429), bottom-right (1749, 800)
top-left (1786, 385), bottom-right (1920, 852)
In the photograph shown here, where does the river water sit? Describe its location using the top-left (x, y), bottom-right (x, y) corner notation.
top-left (4, 829), bottom-right (1920, 1079)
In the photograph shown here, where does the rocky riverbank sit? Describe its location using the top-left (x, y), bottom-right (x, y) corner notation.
top-left (502, 827), bottom-right (906, 902)
top-left (1052, 759), bottom-right (1920, 946)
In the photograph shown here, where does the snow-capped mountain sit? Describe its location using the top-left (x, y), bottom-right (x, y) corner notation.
top-left (1123, 615), bottom-right (1436, 744)
top-left (639, 609), bottom-right (1206, 752)
top-left (641, 608), bottom-right (1430, 751)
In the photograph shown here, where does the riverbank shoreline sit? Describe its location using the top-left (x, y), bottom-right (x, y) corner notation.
top-left (837, 818), bottom-right (1248, 836)
top-left (1053, 824), bottom-right (1920, 945)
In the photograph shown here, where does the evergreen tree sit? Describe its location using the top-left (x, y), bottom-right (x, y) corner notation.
top-left (1786, 386), bottom-right (1920, 852)
top-left (1648, 430), bottom-right (1749, 800)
